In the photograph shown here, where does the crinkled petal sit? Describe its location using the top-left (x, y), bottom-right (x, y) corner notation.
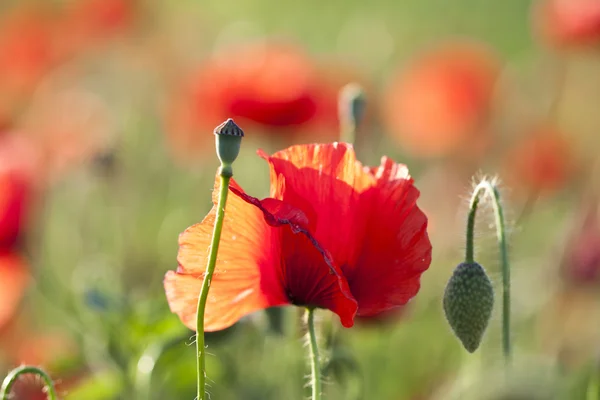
top-left (348, 157), bottom-right (431, 316)
top-left (164, 178), bottom-right (289, 332)
top-left (258, 142), bottom-right (373, 267)
top-left (232, 186), bottom-right (358, 327)
top-left (258, 144), bottom-right (431, 318)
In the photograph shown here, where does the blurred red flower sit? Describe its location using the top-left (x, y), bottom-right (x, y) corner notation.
top-left (534, 0), bottom-right (600, 48)
top-left (383, 42), bottom-right (499, 158)
top-left (164, 143), bottom-right (431, 331)
top-left (0, 6), bottom-right (58, 114)
top-left (165, 41), bottom-right (349, 158)
top-left (503, 127), bottom-right (575, 194)
top-left (0, 251), bottom-right (30, 331)
top-left (0, 135), bottom-right (38, 249)
top-left (561, 197), bottom-right (600, 285)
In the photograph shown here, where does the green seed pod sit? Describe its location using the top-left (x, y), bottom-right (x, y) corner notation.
top-left (338, 83), bottom-right (366, 132)
top-left (443, 262), bottom-right (494, 353)
top-left (214, 118), bottom-right (244, 176)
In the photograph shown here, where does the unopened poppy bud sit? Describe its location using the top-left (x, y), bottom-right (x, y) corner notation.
top-left (338, 83), bottom-right (366, 133)
top-left (214, 118), bottom-right (244, 177)
top-left (443, 261), bottom-right (494, 353)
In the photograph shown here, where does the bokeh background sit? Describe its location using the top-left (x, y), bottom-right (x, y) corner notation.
top-left (2, 0), bottom-right (600, 398)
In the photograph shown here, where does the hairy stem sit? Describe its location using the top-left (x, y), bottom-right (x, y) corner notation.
top-left (307, 308), bottom-right (322, 400)
top-left (196, 170), bottom-right (231, 400)
top-left (1, 366), bottom-right (58, 400)
top-left (465, 179), bottom-right (511, 361)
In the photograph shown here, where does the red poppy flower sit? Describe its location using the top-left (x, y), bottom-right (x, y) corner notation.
top-left (165, 41), bottom-right (324, 158)
top-left (0, 135), bottom-right (38, 249)
top-left (0, 251), bottom-right (30, 331)
top-left (383, 41), bottom-right (499, 158)
top-left (164, 143), bottom-right (431, 331)
top-left (503, 127), bottom-right (575, 194)
top-left (534, 0), bottom-right (600, 48)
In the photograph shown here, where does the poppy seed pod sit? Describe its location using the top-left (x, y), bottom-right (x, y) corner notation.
top-left (214, 118), bottom-right (244, 176)
top-left (443, 261), bottom-right (494, 352)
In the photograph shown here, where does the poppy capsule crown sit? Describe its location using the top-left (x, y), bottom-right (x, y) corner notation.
top-left (214, 118), bottom-right (244, 176)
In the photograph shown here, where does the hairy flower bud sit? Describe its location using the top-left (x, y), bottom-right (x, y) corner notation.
top-left (443, 261), bottom-right (494, 352)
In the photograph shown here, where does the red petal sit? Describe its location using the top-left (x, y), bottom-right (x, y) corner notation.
top-left (348, 157), bottom-right (431, 316)
top-left (231, 186), bottom-right (358, 327)
top-left (259, 143), bottom-right (431, 317)
top-left (258, 143), bottom-right (374, 265)
top-left (164, 178), bottom-right (289, 332)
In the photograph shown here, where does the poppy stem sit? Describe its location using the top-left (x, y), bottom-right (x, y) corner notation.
top-left (1, 365), bottom-right (58, 400)
top-left (195, 169), bottom-right (231, 400)
top-left (306, 307), bottom-right (322, 400)
top-left (465, 178), bottom-right (511, 362)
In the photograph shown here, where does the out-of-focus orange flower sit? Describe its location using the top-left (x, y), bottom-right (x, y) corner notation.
top-left (165, 143), bottom-right (431, 331)
top-left (57, 0), bottom-right (136, 55)
top-left (503, 127), bottom-right (575, 194)
top-left (383, 42), bottom-right (500, 158)
top-left (0, 251), bottom-right (29, 331)
top-left (18, 82), bottom-right (114, 181)
top-left (0, 6), bottom-right (58, 108)
top-left (534, 0), bottom-right (600, 48)
top-left (165, 40), bottom-right (332, 157)
top-left (0, 135), bottom-right (38, 249)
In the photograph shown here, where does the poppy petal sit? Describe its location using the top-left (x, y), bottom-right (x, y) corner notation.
top-left (164, 178), bottom-right (289, 332)
top-left (258, 143), bottom-right (374, 266)
top-left (231, 186), bottom-right (358, 327)
top-left (348, 157), bottom-right (431, 316)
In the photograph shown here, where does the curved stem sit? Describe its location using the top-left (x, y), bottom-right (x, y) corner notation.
top-left (1, 366), bottom-right (58, 400)
top-left (196, 170), bottom-right (231, 400)
top-left (465, 178), bottom-right (511, 361)
top-left (306, 307), bottom-right (322, 400)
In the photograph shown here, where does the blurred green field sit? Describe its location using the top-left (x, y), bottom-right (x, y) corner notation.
top-left (2, 0), bottom-right (600, 399)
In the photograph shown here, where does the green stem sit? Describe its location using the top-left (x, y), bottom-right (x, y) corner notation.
top-left (586, 366), bottom-right (600, 400)
top-left (1, 366), bottom-right (58, 400)
top-left (307, 307), bottom-right (322, 400)
top-left (340, 122), bottom-right (357, 145)
top-left (465, 179), bottom-right (511, 361)
top-left (196, 169), bottom-right (231, 400)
